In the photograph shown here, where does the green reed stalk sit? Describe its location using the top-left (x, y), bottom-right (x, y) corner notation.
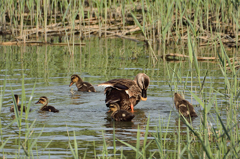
top-left (68, 130), bottom-right (78, 159)
top-left (35, 0), bottom-right (40, 38)
top-left (121, 0), bottom-right (125, 31)
top-left (177, 117), bottom-right (181, 159)
top-left (142, 117), bottom-right (150, 158)
top-left (104, 0), bottom-right (107, 37)
top-left (19, 0), bottom-right (24, 39)
top-left (44, 0), bottom-right (48, 43)
top-left (0, 70), bottom-right (7, 113)
top-left (130, 12), bottom-right (157, 62)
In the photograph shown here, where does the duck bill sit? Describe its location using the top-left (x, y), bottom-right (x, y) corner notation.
top-left (141, 97), bottom-right (147, 101)
top-left (141, 90), bottom-right (147, 101)
top-left (130, 104), bottom-right (134, 112)
top-left (69, 82), bottom-right (73, 87)
top-left (35, 101), bottom-right (40, 104)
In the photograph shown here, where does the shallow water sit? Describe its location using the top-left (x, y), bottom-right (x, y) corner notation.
top-left (0, 37), bottom-right (235, 158)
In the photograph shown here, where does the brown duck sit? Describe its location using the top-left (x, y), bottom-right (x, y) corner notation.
top-left (69, 74), bottom-right (96, 92)
top-left (35, 96), bottom-right (59, 112)
top-left (98, 73), bottom-right (150, 112)
top-left (10, 94), bottom-right (31, 112)
top-left (109, 103), bottom-right (135, 121)
top-left (174, 93), bottom-right (198, 117)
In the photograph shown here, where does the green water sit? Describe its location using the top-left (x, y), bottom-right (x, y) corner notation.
top-left (0, 37), bottom-right (234, 158)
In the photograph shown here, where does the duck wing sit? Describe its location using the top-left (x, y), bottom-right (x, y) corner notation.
top-left (104, 87), bottom-right (130, 110)
top-left (99, 79), bottom-right (141, 97)
top-left (98, 79), bottom-right (132, 89)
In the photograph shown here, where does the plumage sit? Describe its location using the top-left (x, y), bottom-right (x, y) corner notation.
top-left (98, 73), bottom-right (150, 112)
top-left (35, 96), bottom-right (59, 113)
top-left (69, 74), bottom-right (96, 92)
top-left (10, 94), bottom-right (31, 112)
top-left (109, 103), bottom-right (135, 121)
top-left (173, 93), bottom-right (198, 117)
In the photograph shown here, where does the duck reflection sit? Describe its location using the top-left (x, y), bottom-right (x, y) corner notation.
top-left (103, 108), bottom-right (148, 145)
top-left (68, 91), bottom-right (85, 105)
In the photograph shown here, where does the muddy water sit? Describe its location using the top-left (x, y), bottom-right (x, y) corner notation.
top-left (0, 37), bottom-right (227, 158)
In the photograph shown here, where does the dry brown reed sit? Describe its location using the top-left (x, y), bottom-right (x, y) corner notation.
top-left (0, 0), bottom-right (239, 47)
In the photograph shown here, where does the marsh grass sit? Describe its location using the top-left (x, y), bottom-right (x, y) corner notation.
top-left (1, 0), bottom-right (239, 49)
top-left (0, 72), bottom-right (50, 158)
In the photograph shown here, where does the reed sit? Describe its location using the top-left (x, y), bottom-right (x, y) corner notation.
top-left (0, 70), bottom-right (51, 158)
top-left (1, 0), bottom-right (239, 49)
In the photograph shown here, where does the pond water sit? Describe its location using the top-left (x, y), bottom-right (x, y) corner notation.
top-left (0, 37), bottom-right (234, 158)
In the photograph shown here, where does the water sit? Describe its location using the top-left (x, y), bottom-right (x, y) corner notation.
top-left (0, 37), bottom-right (232, 158)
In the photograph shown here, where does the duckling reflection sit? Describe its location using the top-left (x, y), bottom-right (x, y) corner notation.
top-left (10, 94), bottom-right (31, 112)
top-left (35, 96), bottom-right (59, 113)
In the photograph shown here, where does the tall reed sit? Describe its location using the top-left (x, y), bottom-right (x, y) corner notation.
top-left (2, 0), bottom-right (238, 48)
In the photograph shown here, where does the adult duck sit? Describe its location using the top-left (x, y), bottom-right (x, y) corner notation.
top-left (98, 73), bottom-right (150, 112)
top-left (35, 96), bottom-right (59, 112)
top-left (69, 74), bottom-right (96, 92)
top-left (109, 103), bottom-right (135, 121)
top-left (174, 93), bottom-right (198, 117)
top-left (10, 94), bottom-right (31, 112)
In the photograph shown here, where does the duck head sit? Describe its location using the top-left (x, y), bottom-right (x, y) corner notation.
top-left (69, 74), bottom-right (83, 87)
top-left (13, 94), bottom-right (20, 105)
top-left (35, 96), bottom-right (48, 106)
top-left (174, 93), bottom-right (183, 100)
top-left (109, 103), bottom-right (120, 112)
top-left (134, 73), bottom-right (150, 101)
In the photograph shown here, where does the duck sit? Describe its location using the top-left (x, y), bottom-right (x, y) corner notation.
top-left (109, 103), bottom-right (135, 121)
top-left (173, 93), bottom-right (198, 117)
top-left (10, 94), bottom-right (31, 112)
top-left (35, 96), bottom-right (59, 112)
top-left (98, 73), bottom-right (150, 112)
top-left (69, 74), bottom-right (96, 92)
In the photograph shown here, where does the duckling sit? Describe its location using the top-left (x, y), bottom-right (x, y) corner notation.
top-left (10, 94), bottom-right (31, 112)
top-left (98, 73), bottom-right (150, 112)
top-left (109, 103), bottom-right (135, 121)
top-left (69, 74), bottom-right (96, 92)
top-left (174, 93), bottom-right (198, 117)
top-left (35, 96), bottom-right (59, 112)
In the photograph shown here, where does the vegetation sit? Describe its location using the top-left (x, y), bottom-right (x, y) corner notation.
top-left (0, 36), bottom-right (239, 158)
top-left (1, 0), bottom-right (240, 47)
top-left (0, 0), bottom-right (240, 158)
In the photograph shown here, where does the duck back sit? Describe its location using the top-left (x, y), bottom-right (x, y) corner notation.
top-left (41, 106), bottom-right (59, 113)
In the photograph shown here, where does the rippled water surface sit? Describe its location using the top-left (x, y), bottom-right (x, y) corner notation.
top-left (0, 37), bottom-right (233, 158)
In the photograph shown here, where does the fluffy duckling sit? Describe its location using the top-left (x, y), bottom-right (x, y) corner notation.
top-left (98, 73), bottom-right (150, 112)
top-left (35, 96), bottom-right (59, 112)
top-left (10, 94), bottom-right (31, 112)
top-left (109, 103), bottom-right (135, 122)
top-left (174, 93), bottom-right (198, 117)
top-left (69, 74), bottom-right (96, 92)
